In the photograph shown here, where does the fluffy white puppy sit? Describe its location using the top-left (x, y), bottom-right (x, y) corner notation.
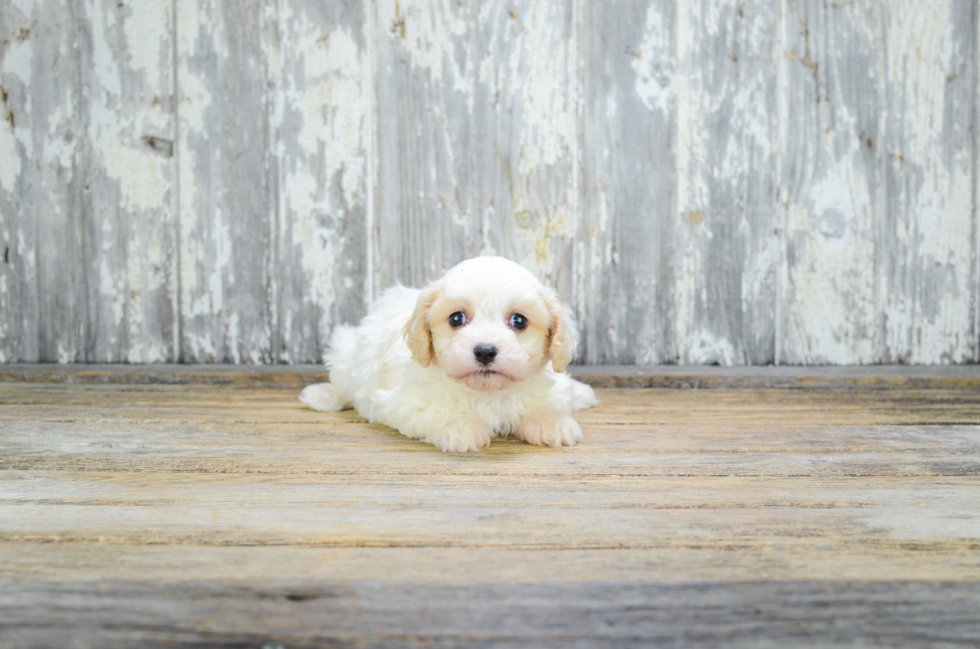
top-left (299, 256), bottom-right (599, 452)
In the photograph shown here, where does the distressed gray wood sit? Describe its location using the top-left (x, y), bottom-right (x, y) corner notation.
top-left (2, 376), bottom-right (980, 645)
top-left (1, 0), bottom-right (979, 365)
top-left (371, 0), bottom-right (577, 296)
top-left (0, 1), bottom-right (176, 364)
top-left (880, 1), bottom-right (977, 364)
top-left (0, 0), bottom-right (83, 362)
top-left (371, 0), bottom-right (482, 289)
top-left (470, 1), bottom-right (577, 297)
top-left (672, 0), bottom-right (778, 365)
top-left (778, 0), bottom-right (882, 364)
top-left (274, 1), bottom-right (369, 363)
top-left (77, 0), bottom-right (177, 362)
top-left (175, 0), bottom-right (276, 363)
top-left (0, 0), bottom-right (41, 362)
top-left (3, 580), bottom-right (979, 648)
top-left (577, 0), bottom-right (675, 364)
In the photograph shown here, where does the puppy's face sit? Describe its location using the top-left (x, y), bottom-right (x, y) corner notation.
top-left (404, 257), bottom-right (577, 391)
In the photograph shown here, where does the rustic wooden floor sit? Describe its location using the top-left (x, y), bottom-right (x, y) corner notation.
top-left (2, 367), bottom-right (980, 648)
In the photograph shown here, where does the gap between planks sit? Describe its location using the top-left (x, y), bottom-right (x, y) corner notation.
top-left (1, 364), bottom-right (980, 389)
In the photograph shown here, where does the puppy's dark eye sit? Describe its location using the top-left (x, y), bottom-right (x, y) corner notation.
top-left (510, 313), bottom-right (528, 330)
top-left (449, 312), bottom-right (467, 328)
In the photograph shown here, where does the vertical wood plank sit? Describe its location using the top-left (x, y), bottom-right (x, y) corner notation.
top-left (470, 1), bottom-right (578, 298)
top-left (577, 0), bottom-right (674, 364)
top-left (176, 0), bottom-right (276, 363)
top-left (372, 0), bottom-right (579, 306)
top-left (2, 0), bottom-right (979, 366)
top-left (77, 0), bottom-right (176, 362)
top-left (672, 0), bottom-right (778, 365)
top-left (778, 0), bottom-right (881, 364)
top-left (880, 0), bottom-right (977, 364)
top-left (0, 0), bottom-right (83, 362)
top-left (0, 0), bottom-right (39, 361)
top-left (976, 0), bottom-right (980, 364)
top-left (274, 2), bottom-right (369, 363)
top-left (371, 0), bottom-right (479, 289)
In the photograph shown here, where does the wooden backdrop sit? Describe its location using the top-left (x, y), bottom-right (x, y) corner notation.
top-left (0, 0), bottom-right (977, 365)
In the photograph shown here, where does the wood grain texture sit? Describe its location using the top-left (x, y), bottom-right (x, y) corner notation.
top-left (880, 0), bottom-right (977, 364)
top-left (176, 0), bottom-right (276, 363)
top-left (372, 0), bottom-right (481, 289)
top-left (577, 0), bottom-right (674, 364)
top-left (0, 0), bottom-right (176, 364)
top-left (0, 0), bottom-right (41, 362)
top-left (778, 0), bottom-right (881, 364)
top-left (673, 0), bottom-right (778, 365)
top-left (0, 0), bottom-right (84, 363)
top-left (1, 0), bottom-right (979, 365)
top-left (1, 377), bottom-right (980, 646)
top-left (78, 0), bottom-right (177, 363)
top-left (3, 580), bottom-right (980, 648)
top-left (471, 1), bottom-right (578, 298)
top-left (274, 1), bottom-right (370, 364)
top-left (371, 0), bottom-right (578, 295)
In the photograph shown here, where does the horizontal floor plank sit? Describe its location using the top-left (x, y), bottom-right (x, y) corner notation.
top-left (5, 544), bottom-right (980, 584)
top-left (2, 579), bottom-right (979, 648)
top-left (2, 378), bottom-right (980, 646)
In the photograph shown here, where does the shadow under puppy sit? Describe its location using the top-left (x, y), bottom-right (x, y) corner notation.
top-left (300, 256), bottom-right (599, 452)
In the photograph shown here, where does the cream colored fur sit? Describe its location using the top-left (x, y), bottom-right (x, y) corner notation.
top-left (299, 257), bottom-right (598, 452)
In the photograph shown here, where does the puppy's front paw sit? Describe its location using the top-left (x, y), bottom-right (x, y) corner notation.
top-left (517, 413), bottom-right (582, 448)
top-left (429, 419), bottom-right (493, 453)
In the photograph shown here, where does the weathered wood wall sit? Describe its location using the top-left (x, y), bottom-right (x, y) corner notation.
top-left (1, 0), bottom-right (978, 365)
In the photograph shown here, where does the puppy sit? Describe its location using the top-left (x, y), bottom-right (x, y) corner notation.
top-left (299, 256), bottom-right (599, 452)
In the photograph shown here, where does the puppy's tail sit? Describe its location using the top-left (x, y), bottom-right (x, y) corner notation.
top-left (571, 379), bottom-right (600, 411)
top-left (300, 324), bottom-right (358, 412)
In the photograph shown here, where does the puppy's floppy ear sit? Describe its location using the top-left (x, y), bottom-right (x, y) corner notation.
top-left (403, 284), bottom-right (439, 367)
top-left (542, 286), bottom-right (578, 373)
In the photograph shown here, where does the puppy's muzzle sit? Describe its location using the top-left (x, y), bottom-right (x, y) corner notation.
top-left (473, 344), bottom-right (498, 366)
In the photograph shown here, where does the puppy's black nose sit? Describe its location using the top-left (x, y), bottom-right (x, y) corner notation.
top-left (474, 344), bottom-right (498, 366)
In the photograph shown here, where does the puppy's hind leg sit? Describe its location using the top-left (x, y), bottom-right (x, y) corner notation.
top-left (571, 379), bottom-right (600, 410)
top-left (299, 382), bottom-right (352, 412)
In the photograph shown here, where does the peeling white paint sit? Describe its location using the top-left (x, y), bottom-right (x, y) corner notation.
top-left (0, 31), bottom-right (32, 201)
top-left (514, 3), bottom-right (572, 178)
top-left (73, 0), bottom-right (176, 362)
top-left (207, 207), bottom-right (230, 317)
top-left (2, 35), bottom-right (34, 88)
top-left (88, 2), bottom-right (122, 99)
top-left (3, 0), bottom-right (978, 366)
top-left (102, 142), bottom-right (169, 212)
top-left (0, 120), bottom-right (19, 192)
top-left (227, 312), bottom-right (240, 364)
top-left (632, 2), bottom-right (673, 115)
top-left (673, 1), bottom-right (708, 360)
top-left (881, 1), bottom-right (974, 364)
top-left (687, 331), bottom-right (737, 366)
top-left (9, 0), bottom-right (34, 17)
top-left (475, 2), bottom-right (578, 286)
top-left (382, 0), bottom-right (470, 96)
top-left (275, 5), bottom-right (371, 362)
top-left (99, 219), bottom-right (125, 331)
top-left (283, 18), bottom-right (365, 213)
top-left (785, 150), bottom-right (877, 365)
top-left (44, 107), bottom-right (76, 169)
top-left (176, 67), bottom-right (212, 134)
top-left (124, 2), bottom-right (170, 75)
